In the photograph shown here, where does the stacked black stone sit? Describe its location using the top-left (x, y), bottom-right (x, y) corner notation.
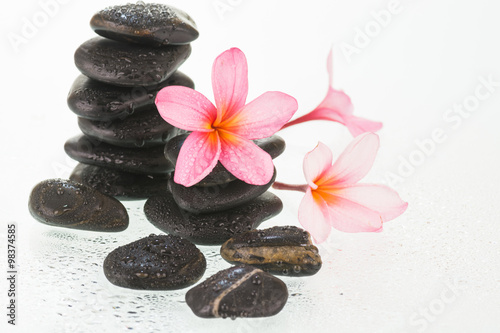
top-left (144, 134), bottom-right (287, 245)
top-left (64, 2), bottom-right (198, 200)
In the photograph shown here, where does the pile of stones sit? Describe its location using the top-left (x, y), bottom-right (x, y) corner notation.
top-left (28, 2), bottom-right (323, 320)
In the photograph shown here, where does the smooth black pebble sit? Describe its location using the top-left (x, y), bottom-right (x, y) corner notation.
top-left (168, 168), bottom-right (276, 213)
top-left (64, 135), bottom-right (173, 174)
top-left (28, 179), bottom-right (128, 232)
top-left (78, 105), bottom-right (183, 148)
top-left (70, 163), bottom-right (170, 200)
top-left (165, 135), bottom-right (285, 187)
top-left (144, 191), bottom-right (283, 245)
top-left (103, 234), bottom-right (206, 290)
top-left (67, 71), bottom-right (194, 121)
top-left (185, 265), bottom-right (288, 318)
top-left (74, 37), bottom-right (191, 87)
top-left (220, 226), bottom-right (322, 276)
top-left (91, 2), bottom-right (198, 46)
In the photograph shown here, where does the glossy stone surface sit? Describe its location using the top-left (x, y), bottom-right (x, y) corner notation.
top-left (74, 37), bottom-right (191, 87)
top-left (78, 105), bottom-right (183, 148)
top-left (70, 163), bottom-right (170, 200)
top-left (220, 226), bottom-right (322, 276)
top-left (28, 179), bottom-right (128, 232)
top-left (64, 135), bottom-right (173, 174)
top-left (144, 192), bottom-right (283, 245)
top-left (67, 71), bottom-right (194, 121)
top-left (168, 168), bottom-right (276, 213)
top-left (165, 135), bottom-right (285, 186)
top-left (91, 3), bottom-right (198, 46)
top-left (103, 234), bottom-right (206, 290)
top-left (185, 265), bottom-right (288, 318)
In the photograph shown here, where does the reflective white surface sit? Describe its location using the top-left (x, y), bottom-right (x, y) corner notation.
top-left (2, 0), bottom-right (500, 332)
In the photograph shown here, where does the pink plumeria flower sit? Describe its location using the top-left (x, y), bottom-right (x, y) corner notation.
top-left (281, 49), bottom-right (382, 136)
top-left (274, 133), bottom-right (407, 243)
top-left (155, 48), bottom-right (298, 187)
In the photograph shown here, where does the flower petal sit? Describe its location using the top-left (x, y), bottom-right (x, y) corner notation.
top-left (298, 189), bottom-right (332, 243)
top-left (174, 131), bottom-right (221, 187)
top-left (302, 142), bottom-right (332, 190)
top-left (155, 86), bottom-right (217, 132)
top-left (318, 132), bottom-right (379, 187)
top-left (218, 131), bottom-right (274, 185)
top-left (222, 91), bottom-right (298, 139)
top-left (212, 48), bottom-right (248, 121)
top-left (318, 190), bottom-right (384, 233)
top-left (332, 184), bottom-right (408, 222)
top-left (344, 115), bottom-right (383, 137)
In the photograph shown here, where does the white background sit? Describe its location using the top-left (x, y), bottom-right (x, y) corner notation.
top-left (1, 0), bottom-right (500, 332)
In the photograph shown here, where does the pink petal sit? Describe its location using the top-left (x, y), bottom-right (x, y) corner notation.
top-left (317, 87), bottom-right (354, 115)
top-left (321, 190), bottom-right (384, 233)
top-left (218, 131), bottom-right (274, 185)
top-left (344, 116), bottom-right (383, 137)
top-left (298, 189), bottom-right (332, 243)
top-left (302, 142), bottom-right (332, 190)
top-left (318, 132), bottom-right (379, 187)
top-left (155, 86), bottom-right (217, 132)
top-left (212, 48), bottom-right (248, 122)
top-left (174, 131), bottom-right (221, 187)
top-left (333, 184), bottom-right (408, 222)
top-left (222, 91), bottom-right (298, 139)
top-left (281, 89), bottom-right (354, 130)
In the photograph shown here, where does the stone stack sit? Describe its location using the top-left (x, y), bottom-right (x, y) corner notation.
top-left (65, 2), bottom-right (198, 200)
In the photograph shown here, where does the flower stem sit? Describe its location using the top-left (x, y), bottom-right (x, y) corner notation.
top-left (272, 182), bottom-right (308, 193)
top-left (280, 114), bottom-right (312, 130)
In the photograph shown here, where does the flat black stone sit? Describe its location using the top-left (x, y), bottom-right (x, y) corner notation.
top-left (70, 163), bottom-right (170, 200)
top-left (64, 135), bottom-right (173, 174)
top-left (91, 3), bottom-right (198, 46)
top-left (67, 71), bottom-right (194, 121)
top-left (103, 234), bottom-right (206, 290)
top-left (168, 168), bottom-right (276, 214)
top-left (220, 226), bottom-right (322, 276)
top-left (144, 191), bottom-right (283, 245)
top-left (78, 105), bottom-right (184, 148)
top-left (28, 179), bottom-right (128, 232)
top-left (74, 37), bottom-right (191, 87)
top-left (185, 265), bottom-right (288, 318)
top-left (165, 135), bottom-right (286, 186)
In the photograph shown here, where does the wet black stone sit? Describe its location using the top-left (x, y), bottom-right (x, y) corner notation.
top-left (64, 135), bottom-right (173, 174)
top-left (165, 135), bottom-right (286, 186)
top-left (103, 234), bottom-right (206, 290)
top-left (220, 226), bottom-right (322, 276)
top-left (185, 265), bottom-right (288, 318)
top-left (74, 37), bottom-right (191, 87)
top-left (144, 192), bottom-right (283, 245)
top-left (67, 71), bottom-right (194, 121)
top-left (78, 105), bottom-right (184, 148)
top-left (28, 179), bottom-right (128, 232)
top-left (70, 163), bottom-right (170, 200)
top-left (91, 3), bottom-right (198, 46)
top-left (168, 168), bottom-right (276, 214)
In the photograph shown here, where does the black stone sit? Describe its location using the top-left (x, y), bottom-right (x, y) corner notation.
top-left (64, 135), bottom-right (173, 174)
top-left (220, 226), bottom-right (322, 276)
top-left (165, 135), bottom-right (286, 186)
top-left (77, 105), bottom-right (184, 148)
top-left (168, 168), bottom-right (276, 213)
top-left (103, 234), bottom-right (206, 290)
top-left (144, 191), bottom-right (283, 245)
top-left (28, 179), bottom-right (128, 232)
top-left (67, 71), bottom-right (194, 121)
top-left (185, 265), bottom-right (288, 318)
top-left (70, 163), bottom-right (170, 200)
top-left (74, 37), bottom-right (191, 87)
top-left (90, 3), bottom-right (198, 46)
